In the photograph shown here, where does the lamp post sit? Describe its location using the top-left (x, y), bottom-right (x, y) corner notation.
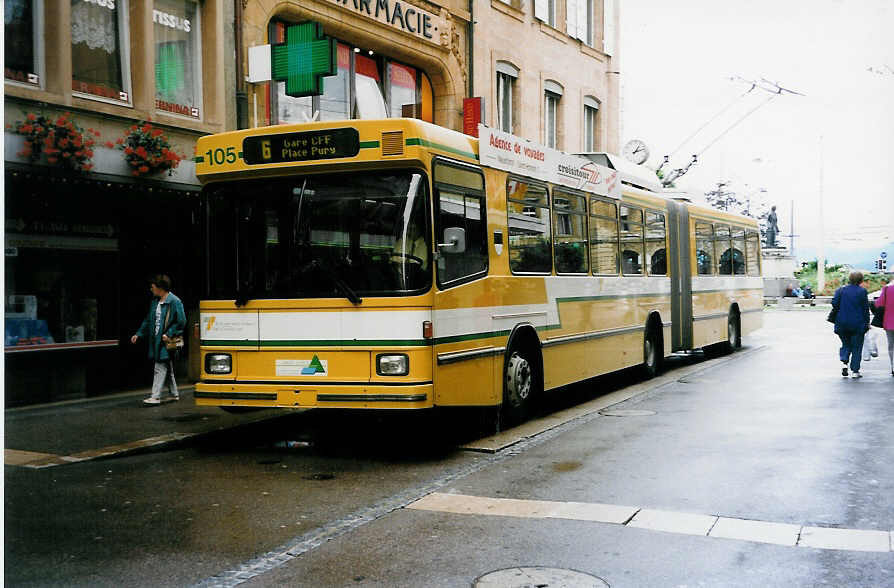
top-left (817, 135), bottom-right (825, 293)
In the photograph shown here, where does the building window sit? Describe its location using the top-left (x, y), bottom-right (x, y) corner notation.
top-left (496, 62), bottom-right (519, 134)
top-left (534, 0), bottom-right (556, 27)
top-left (544, 81), bottom-right (562, 149)
top-left (154, 0), bottom-right (202, 119)
top-left (565, 0), bottom-right (592, 45)
top-left (5, 0), bottom-right (42, 87)
top-left (583, 97), bottom-right (599, 151)
top-left (71, 0), bottom-right (132, 105)
top-left (320, 43), bottom-right (351, 120)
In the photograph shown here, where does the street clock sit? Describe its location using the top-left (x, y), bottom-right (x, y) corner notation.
top-left (622, 139), bottom-right (649, 165)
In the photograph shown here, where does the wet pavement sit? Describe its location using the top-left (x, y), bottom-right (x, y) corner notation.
top-left (6, 308), bottom-right (894, 586)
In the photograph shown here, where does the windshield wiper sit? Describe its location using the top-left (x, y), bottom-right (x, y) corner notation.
top-left (309, 259), bottom-right (362, 305)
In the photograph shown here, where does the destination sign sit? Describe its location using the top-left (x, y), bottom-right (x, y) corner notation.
top-left (242, 128), bottom-right (360, 164)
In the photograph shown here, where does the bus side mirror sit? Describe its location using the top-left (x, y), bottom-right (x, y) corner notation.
top-left (438, 227), bottom-right (466, 254)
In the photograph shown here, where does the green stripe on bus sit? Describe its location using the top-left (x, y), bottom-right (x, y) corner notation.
top-left (359, 141), bottom-right (380, 149)
top-left (405, 138), bottom-right (478, 161)
top-left (194, 156), bottom-right (205, 163)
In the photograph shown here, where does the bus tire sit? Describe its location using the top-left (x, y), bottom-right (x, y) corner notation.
top-left (502, 345), bottom-right (541, 425)
top-left (726, 310), bottom-right (742, 351)
top-left (642, 324), bottom-right (663, 379)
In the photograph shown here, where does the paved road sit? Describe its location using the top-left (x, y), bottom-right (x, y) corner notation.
top-left (6, 308), bottom-right (894, 586)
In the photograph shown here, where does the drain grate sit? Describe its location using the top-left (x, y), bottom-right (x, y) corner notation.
top-left (598, 409), bottom-right (656, 417)
top-left (474, 567), bottom-right (609, 588)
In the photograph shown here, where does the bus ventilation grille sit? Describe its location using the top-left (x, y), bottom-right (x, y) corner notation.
top-left (381, 131), bottom-right (404, 156)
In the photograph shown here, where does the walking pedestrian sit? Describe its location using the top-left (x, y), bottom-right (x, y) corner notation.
top-left (130, 274), bottom-right (186, 404)
top-left (831, 271), bottom-right (870, 379)
top-left (874, 278), bottom-right (894, 377)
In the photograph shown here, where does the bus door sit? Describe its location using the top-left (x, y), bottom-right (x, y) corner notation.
top-left (667, 201), bottom-right (693, 351)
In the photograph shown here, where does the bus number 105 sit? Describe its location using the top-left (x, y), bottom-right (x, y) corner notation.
top-left (204, 146), bottom-right (238, 165)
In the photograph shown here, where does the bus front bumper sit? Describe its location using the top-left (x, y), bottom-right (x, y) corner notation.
top-left (194, 382), bottom-right (434, 410)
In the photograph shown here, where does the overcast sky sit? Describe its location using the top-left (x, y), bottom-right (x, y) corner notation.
top-left (619, 0), bottom-right (894, 255)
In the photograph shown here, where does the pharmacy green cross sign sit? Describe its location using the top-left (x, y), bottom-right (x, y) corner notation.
top-left (272, 22), bottom-right (337, 98)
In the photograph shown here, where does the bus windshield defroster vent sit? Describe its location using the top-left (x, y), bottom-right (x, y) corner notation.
top-left (381, 131), bottom-right (404, 156)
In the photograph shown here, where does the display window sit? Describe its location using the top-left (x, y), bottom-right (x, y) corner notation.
top-left (270, 21), bottom-right (434, 125)
top-left (5, 0), bottom-right (43, 87)
top-left (71, 0), bottom-right (132, 105)
top-left (154, 0), bottom-right (202, 119)
top-left (5, 221), bottom-right (120, 351)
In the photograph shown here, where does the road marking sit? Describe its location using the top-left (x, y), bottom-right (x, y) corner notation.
top-left (627, 508), bottom-right (718, 536)
top-left (4, 449), bottom-right (59, 466)
top-left (407, 493), bottom-right (894, 553)
top-left (710, 517), bottom-right (801, 546)
top-left (798, 526), bottom-right (891, 552)
top-left (6, 433), bottom-right (194, 469)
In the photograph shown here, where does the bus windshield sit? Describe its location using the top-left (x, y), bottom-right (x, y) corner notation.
top-left (205, 171), bottom-right (431, 301)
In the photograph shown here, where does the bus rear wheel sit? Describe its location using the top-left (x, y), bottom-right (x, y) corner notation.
top-left (642, 327), bottom-right (662, 379)
top-left (727, 312), bottom-right (742, 351)
top-left (502, 348), bottom-right (538, 425)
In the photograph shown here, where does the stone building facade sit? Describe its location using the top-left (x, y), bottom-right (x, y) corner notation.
top-left (473, 0), bottom-right (619, 152)
top-left (241, 0), bottom-right (471, 131)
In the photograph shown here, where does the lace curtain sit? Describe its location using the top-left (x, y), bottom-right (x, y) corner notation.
top-left (71, 0), bottom-right (118, 54)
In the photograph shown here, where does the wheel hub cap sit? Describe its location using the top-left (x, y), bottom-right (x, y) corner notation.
top-left (506, 353), bottom-right (532, 404)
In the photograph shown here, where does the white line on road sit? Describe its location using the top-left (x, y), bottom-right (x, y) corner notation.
top-left (407, 492), bottom-right (894, 553)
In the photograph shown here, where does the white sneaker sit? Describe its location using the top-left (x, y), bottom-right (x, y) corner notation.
top-left (851, 372), bottom-right (862, 379)
top-left (143, 397), bottom-right (161, 405)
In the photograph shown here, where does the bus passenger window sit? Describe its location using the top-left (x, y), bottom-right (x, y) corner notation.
top-left (731, 227), bottom-right (746, 275)
top-left (745, 231), bottom-right (761, 276)
top-left (646, 211), bottom-right (667, 275)
top-left (507, 180), bottom-right (552, 273)
top-left (434, 162), bottom-right (487, 287)
top-left (553, 191), bottom-right (588, 274)
top-left (695, 222), bottom-right (714, 275)
top-left (590, 199), bottom-right (619, 275)
top-left (715, 224), bottom-right (732, 275)
top-left (619, 206), bottom-right (644, 275)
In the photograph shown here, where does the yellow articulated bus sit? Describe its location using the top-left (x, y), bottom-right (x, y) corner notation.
top-left (194, 119), bottom-right (762, 420)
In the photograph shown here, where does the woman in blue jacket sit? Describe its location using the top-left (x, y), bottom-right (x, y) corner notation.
top-left (831, 271), bottom-right (870, 378)
top-left (131, 274), bottom-right (186, 404)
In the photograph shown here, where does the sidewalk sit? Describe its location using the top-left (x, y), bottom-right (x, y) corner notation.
top-left (4, 386), bottom-right (298, 469)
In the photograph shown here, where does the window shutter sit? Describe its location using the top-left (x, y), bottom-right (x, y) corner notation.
top-left (565, 0), bottom-right (578, 38)
top-left (577, 0), bottom-right (589, 42)
top-left (534, 0), bottom-right (548, 22)
top-left (603, 0), bottom-right (616, 55)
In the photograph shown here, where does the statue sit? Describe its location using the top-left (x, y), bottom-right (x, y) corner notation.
top-left (765, 205), bottom-right (779, 248)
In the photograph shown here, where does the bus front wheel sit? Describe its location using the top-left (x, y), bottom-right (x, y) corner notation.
top-left (502, 347), bottom-right (539, 425)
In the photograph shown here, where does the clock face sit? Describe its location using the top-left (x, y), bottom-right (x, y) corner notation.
top-left (623, 139), bottom-right (649, 165)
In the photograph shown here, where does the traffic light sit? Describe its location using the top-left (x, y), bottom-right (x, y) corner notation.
top-left (882, 258), bottom-right (888, 272)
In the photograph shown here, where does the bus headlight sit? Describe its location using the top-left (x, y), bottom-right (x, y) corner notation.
top-left (376, 354), bottom-right (409, 376)
top-left (205, 353), bottom-right (232, 374)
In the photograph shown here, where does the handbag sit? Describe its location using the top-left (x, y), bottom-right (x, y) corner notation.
top-left (871, 289), bottom-right (886, 328)
top-left (162, 304), bottom-right (185, 351)
top-left (826, 306), bottom-right (838, 324)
